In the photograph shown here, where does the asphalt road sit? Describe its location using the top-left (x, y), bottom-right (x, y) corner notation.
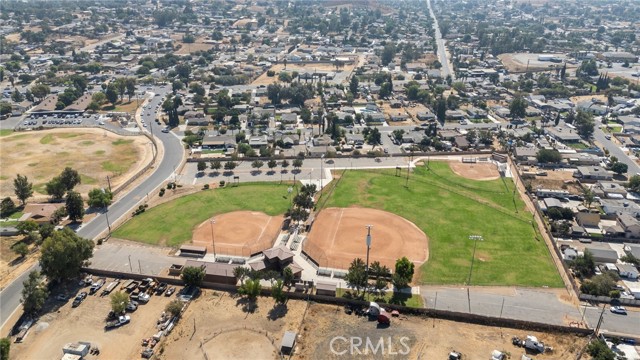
top-left (583, 304), bottom-right (640, 337)
top-left (0, 264), bottom-right (38, 329)
top-left (426, 0), bottom-right (454, 80)
top-left (0, 85), bottom-right (182, 329)
top-left (76, 85), bottom-right (183, 240)
top-left (593, 127), bottom-right (640, 175)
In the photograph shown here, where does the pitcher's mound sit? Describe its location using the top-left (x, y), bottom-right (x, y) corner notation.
top-left (449, 162), bottom-right (500, 181)
top-left (304, 207), bottom-right (428, 270)
top-left (192, 211), bottom-right (283, 257)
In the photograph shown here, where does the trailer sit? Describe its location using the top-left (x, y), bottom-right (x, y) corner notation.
top-left (101, 280), bottom-right (121, 296)
top-left (125, 281), bottom-right (139, 293)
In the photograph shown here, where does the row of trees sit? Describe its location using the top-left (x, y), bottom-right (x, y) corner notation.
top-left (345, 256), bottom-right (415, 297)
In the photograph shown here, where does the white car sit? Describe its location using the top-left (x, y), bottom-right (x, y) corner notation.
top-left (610, 306), bottom-right (627, 315)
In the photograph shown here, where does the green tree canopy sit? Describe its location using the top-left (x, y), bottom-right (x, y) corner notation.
top-left (65, 191), bottom-right (84, 222)
top-left (21, 271), bottom-right (48, 316)
top-left (181, 266), bottom-right (205, 287)
top-left (13, 174), bottom-right (33, 206)
top-left (110, 291), bottom-right (129, 314)
top-left (392, 256), bottom-right (415, 289)
top-left (87, 188), bottom-right (113, 208)
top-left (40, 228), bottom-right (94, 283)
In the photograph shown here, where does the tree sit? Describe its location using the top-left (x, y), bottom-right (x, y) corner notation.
top-left (282, 267), bottom-right (294, 287)
top-left (31, 84), bottom-right (50, 101)
top-left (40, 228), bottom-right (93, 282)
top-left (267, 159), bottom-right (277, 172)
top-left (628, 175), bottom-right (640, 193)
top-left (224, 161), bottom-right (236, 171)
top-left (59, 167), bottom-right (81, 191)
top-left (349, 75), bottom-right (359, 95)
top-left (536, 149), bottom-right (562, 164)
top-left (381, 43), bottom-right (396, 65)
top-left (278, 72), bottom-right (292, 83)
top-left (281, 160), bottom-right (290, 170)
top-left (87, 188), bottom-right (113, 208)
top-left (251, 160), bottom-right (264, 171)
top-left (0, 337), bottom-right (9, 360)
top-left (21, 270), bottom-right (48, 316)
top-left (0, 197), bottom-right (16, 217)
top-left (586, 339), bottom-right (615, 360)
top-left (65, 191), bottom-right (84, 222)
top-left (436, 97), bottom-right (447, 123)
top-left (92, 92), bottom-right (106, 105)
top-left (345, 258), bottom-right (367, 297)
top-left (233, 266), bottom-right (249, 285)
top-left (0, 102), bottom-right (12, 116)
top-left (13, 174), bottom-right (33, 206)
top-left (292, 158), bottom-right (303, 170)
top-left (583, 187), bottom-right (596, 209)
top-left (13, 242), bottom-right (29, 258)
top-left (181, 266), bottom-right (205, 287)
top-left (105, 86), bottom-right (118, 105)
top-left (271, 279), bottom-right (286, 304)
top-left (45, 177), bottom-right (66, 200)
top-left (17, 220), bottom-right (38, 235)
top-left (570, 249), bottom-right (595, 278)
top-left (210, 160), bottom-right (222, 171)
top-left (11, 89), bottom-right (24, 102)
top-left (197, 161), bottom-right (207, 173)
top-left (575, 110), bottom-right (595, 138)
top-left (110, 291), bottom-right (129, 314)
top-left (238, 278), bottom-right (261, 301)
top-left (611, 161), bottom-right (628, 175)
top-left (165, 300), bottom-right (184, 317)
top-left (392, 129), bottom-right (405, 144)
top-left (509, 96), bottom-right (527, 119)
top-left (392, 257), bottom-right (414, 289)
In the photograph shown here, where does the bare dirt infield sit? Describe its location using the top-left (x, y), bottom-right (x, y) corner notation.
top-left (449, 162), bottom-right (500, 181)
top-left (0, 128), bottom-right (150, 199)
top-left (192, 211), bottom-right (284, 257)
top-left (304, 207), bottom-right (428, 270)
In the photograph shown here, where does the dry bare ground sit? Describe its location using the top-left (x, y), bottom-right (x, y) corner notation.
top-left (159, 290), bottom-right (307, 360)
top-left (449, 162), bottom-right (501, 181)
top-left (251, 63), bottom-right (355, 86)
top-left (296, 302), bottom-right (588, 360)
top-left (0, 128), bottom-right (151, 199)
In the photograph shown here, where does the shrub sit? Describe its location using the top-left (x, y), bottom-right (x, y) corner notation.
top-left (203, 184), bottom-right (210, 190)
top-left (159, 188), bottom-right (165, 197)
top-left (219, 180), bottom-right (226, 187)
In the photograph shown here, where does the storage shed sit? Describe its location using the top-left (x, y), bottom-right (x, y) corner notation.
top-left (315, 281), bottom-right (337, 296)
top-left (281, 331), bottom-right (297, 355)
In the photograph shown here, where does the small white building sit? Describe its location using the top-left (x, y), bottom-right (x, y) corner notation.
top-left (617, 263), bottom-right (639, 280)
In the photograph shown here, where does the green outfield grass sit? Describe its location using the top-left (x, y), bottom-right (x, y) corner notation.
top-left (321, 162), bottom-right (563, 287)
top-left (113, 183), bottom-right (291, 247)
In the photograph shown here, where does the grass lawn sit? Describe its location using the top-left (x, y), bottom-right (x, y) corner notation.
top-left (321, 162), bottom-right (563, 287)
top-left (567, 142), bottom-right (589, 150)
top-left (337, 288), bottom-right (424, 308)
top-left (113, 183), bottom-right (291, 247)
top-left (604, 125), bottom-right (622, 134)
top-left (0, 129), bottom-right (13, 137)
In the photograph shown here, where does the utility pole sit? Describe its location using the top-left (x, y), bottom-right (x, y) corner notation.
top-left (106, 176), bottom-right (112, 192)
top-left (210, 219), bottom-right (216, 257)
top-left (128, 255), bottom-right (133, 273)
top-left (365, 225), bottom-right (372, 298)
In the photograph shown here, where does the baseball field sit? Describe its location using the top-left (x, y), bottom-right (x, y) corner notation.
top-left (317, 161), bottom-right (563, 287)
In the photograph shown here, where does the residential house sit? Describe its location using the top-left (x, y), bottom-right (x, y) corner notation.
top-left (576, 212), bottom-right (600, 227)
top-left (546, 125), bottom-right (581, 143)
top-left (623, 243), bottom-right (640, 259)
top-left (616, 263), bottom-right (639, 280)
top-left (416, 111), bottom-right (436, 121)
top-left (584, 247), bottom-right (619, 264)
top-left (617, 213), bottom-right (640, 238)
top-left (592, 181), bottom-right (627, 199)
top-left (21, 203), bottom-right (62, 224)
top-left (248, 135), bottom-right (269, 148)
top-left (513, 146), bottom-right (538, 165)
top-left (600, 199), bottom-right (640, 217)
top-left (201, 135), bottom-right (236, 151)
top-left (573, 166), bottom-right (612, 181)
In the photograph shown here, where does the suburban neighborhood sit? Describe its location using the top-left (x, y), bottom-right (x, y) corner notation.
top-left (1, 0), bottom-right (640, 359)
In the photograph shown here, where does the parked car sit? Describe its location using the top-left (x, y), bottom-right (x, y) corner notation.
top-left (138, 293), bottom-right (150, 303)
top-left (610, 306), bottom-right (627, 315)
top-left (126, 301), bottom-right (138, 312)
top-left (141, 349), bottom-right (154, 358)
top-left (72, 292), bottom-right (88, 307)
top-left (165, 286), bottom-right (176, 297)
top-left (156, 283), bottom-right (168, 295)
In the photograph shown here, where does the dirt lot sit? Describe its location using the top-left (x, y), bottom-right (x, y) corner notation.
top-left (449, 162), bottom-right (500, 181)
top-left (404, 103), bottom-right (429, 122)
top-left (498, 53), bottom-right (577, 73)
top-left (251, 63), bottom-right (355, 86)
top-left (296, 302), bottom-right (588, 360)
top-left (0, 128), bottom-right (151, 199)
top-left (522, 166), bottom-right (583, 194)
top-left (191, 211), bottom-right (284, 257)
top-left (160, 290), bottom-right (307, 360)
top-left (11, 280), bottom-right (181, 360)
top-left (305, 207), bottom-right (428, 270)
top-left (380, 103), bottom-right (415, 126)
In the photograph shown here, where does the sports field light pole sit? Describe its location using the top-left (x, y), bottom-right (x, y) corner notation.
top-left (365, 225), bottom-right (373, 298)
top-left (467, 235), bottom-right (484, 285)
top-left (209, 219), bottom-right (216, 257)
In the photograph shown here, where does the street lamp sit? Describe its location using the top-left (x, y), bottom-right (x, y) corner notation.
top-left (287, 186), bottom-right (293, 208)
top-left (365, 225), bottom-right (372, 297)
top-left (210, 219), bottom-right (216, 257)
top-left (320, 154), bottom-right (325, 191)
